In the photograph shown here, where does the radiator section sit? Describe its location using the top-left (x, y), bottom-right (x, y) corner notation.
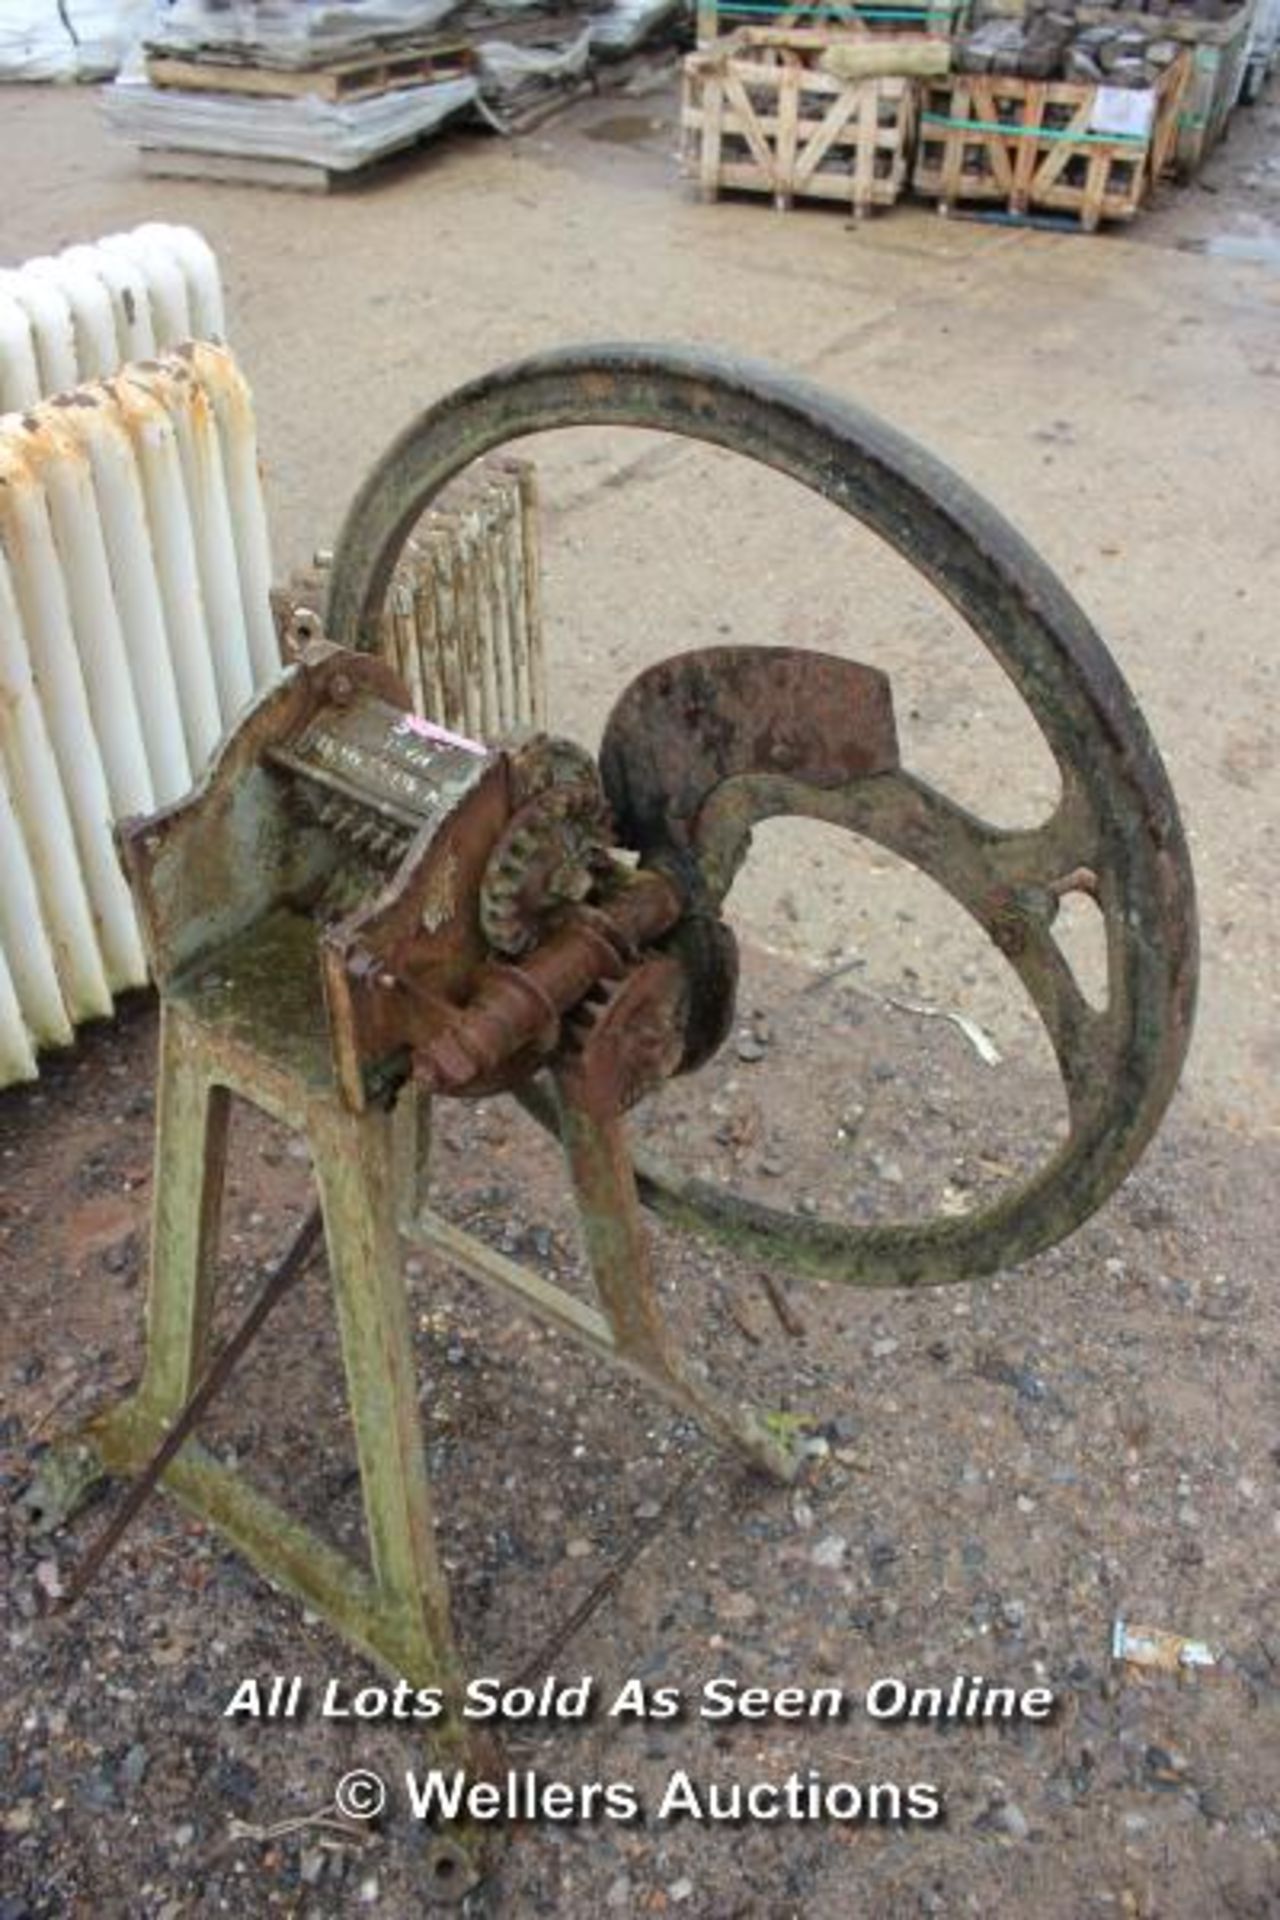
top-left (0, 222), bottom-right (225, 413)
top-left (0, 344), bottom-right (278, 1085)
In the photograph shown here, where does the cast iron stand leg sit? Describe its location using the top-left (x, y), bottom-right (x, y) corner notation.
top-left (137, 1007), bottom-right (231, 1418)
top-left (552, 1068), bottom-right (797, 1483)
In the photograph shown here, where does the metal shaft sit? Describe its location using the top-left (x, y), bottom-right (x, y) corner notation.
top-left (59, 1206), bottom-right (324, 1611)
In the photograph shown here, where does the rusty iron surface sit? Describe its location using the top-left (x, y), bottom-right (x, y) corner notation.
top-left (600, 646), bottom-right (900, 869)
top-left (324, 342), bottom-right (1197, 1288)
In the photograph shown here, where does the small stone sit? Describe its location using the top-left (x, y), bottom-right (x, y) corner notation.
top-left (358, 1876), bottom-right (380, 1904)
top-left (634, 1500), bottom-right (661, 1522)
top-left (605, 1876), bottom-right (632, 1910)
top-left (668, 1879), bottom-right (694, 1903)
top-left (871, 1337), bottom-right (899, 1359)
top-left (871, 1155), bottom-right (904, 1185)
top-left (791, 1496), bottom-right (815, 1532)
top-left (1144, 1745), bottom-right (1188, 1789)
top-left (33, 1559), bottom-right (64, 1601)
top-left (78, 1768), bottom-right (117, 1812)
top-left (717, 1589), bottom-right (759, 1624)
top-left (101, 1237), bottom-right (136, 1276)
top-left (994, 1800), bottom-right (1030, 1840)
top-left (300, 1848), bottom-right (326, 1886)
top-left (811, 1534), bottom-right (848, 1569)
top-left (735, 1034), bottom-right (767, 1063)
top-left (120, 1744), bottom-right (149, 1789)
top-left (172, 1822), bottom-right (195, 1848)
top-left (565, 1538), bottom-right (593, 1559)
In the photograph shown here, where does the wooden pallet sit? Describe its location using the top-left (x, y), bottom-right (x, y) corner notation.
top-left (145, 40), bottom-right (472, 104)
top-left (912, 59), bottom-right (1188, 230)
top-left (682, 30), bottom-right (917, 218)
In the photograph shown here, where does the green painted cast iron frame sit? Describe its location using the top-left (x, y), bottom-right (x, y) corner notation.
top-left (63, 342), bottom-right (1198, 1898)
top-left (84, 902), bottom-right (795, 1716)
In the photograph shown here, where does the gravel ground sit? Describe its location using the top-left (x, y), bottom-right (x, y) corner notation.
top-left (2, 940), bottom-right (1278, 1918)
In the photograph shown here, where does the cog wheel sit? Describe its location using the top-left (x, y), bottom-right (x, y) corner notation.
top-left (481, 736), bottom-right (615, 957)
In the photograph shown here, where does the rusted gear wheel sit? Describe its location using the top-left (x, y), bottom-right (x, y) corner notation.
top-left (480, 735), bottom-right (614, 957)
top-left (326, 344), bottom-right (1197, 1289)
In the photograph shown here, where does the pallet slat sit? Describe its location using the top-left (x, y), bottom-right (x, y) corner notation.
top-left (145, 41), bottom-right (472, 105)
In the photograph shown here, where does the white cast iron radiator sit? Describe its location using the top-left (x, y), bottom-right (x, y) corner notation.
top-left (0, 343), bottom-right (277, 1086)
top-left (0, 223), bottom-right (225, 410)
top-left (288, 459), bottom-right (547, 745)
top-left (0, 225), bottom-right (544, 1092)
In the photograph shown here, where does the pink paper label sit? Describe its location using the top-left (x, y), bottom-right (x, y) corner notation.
top-left (394, 713), bottom-right (487, 757)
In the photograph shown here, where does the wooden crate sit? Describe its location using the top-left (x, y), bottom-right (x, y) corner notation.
top-left (145, 40), bottom-right (472, 105)
top-left (912, 59), bottom-right (1188, 230)
top-left (682, 30), bottom-right (917, 218)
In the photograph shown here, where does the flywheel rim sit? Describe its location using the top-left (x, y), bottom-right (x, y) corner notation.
top-left (326, 342), bottom-right (1197, 1287)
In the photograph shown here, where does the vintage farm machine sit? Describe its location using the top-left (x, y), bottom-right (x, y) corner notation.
top-left (58, 346), bottom-right (1196, 1895)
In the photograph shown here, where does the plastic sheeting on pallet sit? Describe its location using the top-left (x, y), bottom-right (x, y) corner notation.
top-left (145, 0), bottom-right (461, 69)
top-left (102, 72), bottom-right (479, 168)
top-left (590, 0), bottom-right (685, 54)
top-left (0, 0), bottom-right (151, 81)
top-left (476, 28), bottom-right (590, 94)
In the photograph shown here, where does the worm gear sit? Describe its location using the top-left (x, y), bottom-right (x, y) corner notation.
top-left (479, 734), bottom-right (616, 957)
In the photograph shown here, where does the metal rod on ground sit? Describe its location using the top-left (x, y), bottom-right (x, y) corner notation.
top-left (57, 1206), bottom-right (325, 1612)
top-left (511, 1456), bottom-right (712, 1690)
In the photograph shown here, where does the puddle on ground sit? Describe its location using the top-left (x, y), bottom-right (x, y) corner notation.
top-left (1178, 232), bottom-right (1280, 265)
top-left (583, 113), bottom-right (668, 144)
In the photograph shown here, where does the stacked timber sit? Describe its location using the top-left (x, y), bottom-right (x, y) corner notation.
top-left (104, 2), bottom-right (480, 186)
top-left (103, 0), bottom-right (687, 182)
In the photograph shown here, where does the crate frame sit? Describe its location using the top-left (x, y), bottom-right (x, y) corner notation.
top-left (682, 28), bottom-right (920, 218)
top-left (912, 59), bottom-right (1189, 230)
